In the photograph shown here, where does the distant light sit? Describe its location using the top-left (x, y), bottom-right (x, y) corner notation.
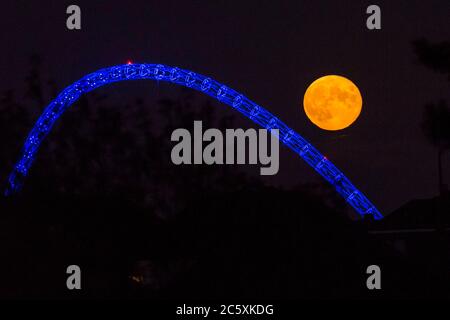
top-left (127, 60), bottom-right (133, 65)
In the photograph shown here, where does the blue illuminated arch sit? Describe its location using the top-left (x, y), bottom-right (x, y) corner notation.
top-left (4, 63), bottom-right (383, 220)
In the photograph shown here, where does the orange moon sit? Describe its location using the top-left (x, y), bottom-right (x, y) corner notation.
top-left (303, 75), bottom-right (362, 131)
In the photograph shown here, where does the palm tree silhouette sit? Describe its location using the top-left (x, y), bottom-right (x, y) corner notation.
top-left (413, 39), bottom-right (450, 195)
top-left (413, 39), bottom-right (450, 79)
top-left (421, 101), bottom-right (450, 194)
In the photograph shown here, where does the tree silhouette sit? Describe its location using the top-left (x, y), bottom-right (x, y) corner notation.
top-left (421, 101), bottom-right (450, 194)
top-left (413, 39), bottom-right (450, 194)
top-left (413, 39), bottom-right (450, 79)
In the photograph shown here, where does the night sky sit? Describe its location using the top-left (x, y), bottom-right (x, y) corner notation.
top-left (1, 0), bottom-right (449, 214)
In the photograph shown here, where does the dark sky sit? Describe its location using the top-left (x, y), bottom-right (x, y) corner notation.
top-left (1, 0), bottom-right (449, 214)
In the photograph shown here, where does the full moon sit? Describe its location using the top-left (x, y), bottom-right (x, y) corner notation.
top-left (303, 75), bottom-right (362, 131)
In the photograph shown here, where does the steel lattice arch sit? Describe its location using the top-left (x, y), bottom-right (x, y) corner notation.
top-left (4, 63), bottom-right (383, 220)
